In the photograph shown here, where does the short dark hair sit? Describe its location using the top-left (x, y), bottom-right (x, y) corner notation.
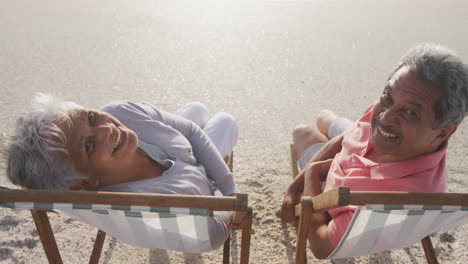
top-left (389, 44), bottom-right (468, 128)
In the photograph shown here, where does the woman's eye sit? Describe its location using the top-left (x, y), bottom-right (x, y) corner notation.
top-left (88, 112), bottom-right (96, 125)
top-left (85, 141), bottom-right (93, 155)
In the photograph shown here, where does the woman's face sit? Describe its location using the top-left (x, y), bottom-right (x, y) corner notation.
top-left (59, 109), bottom-right (139, 186)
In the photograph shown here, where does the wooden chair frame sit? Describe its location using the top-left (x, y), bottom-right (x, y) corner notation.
top-left (294, 187), bottom-right (468, 264)
top-left (0, 153), bottom-right (252, 264)
top-left (0, 188), bottom-right (253, 264)
top-left (289, 144), bottom-right (468, 264)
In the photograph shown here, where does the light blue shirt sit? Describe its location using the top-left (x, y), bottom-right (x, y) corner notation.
top-left (138, 140), bottom-right (174, 169)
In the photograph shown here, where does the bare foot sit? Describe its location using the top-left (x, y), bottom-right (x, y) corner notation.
top-left (316, 110), bottom-right (339, 137)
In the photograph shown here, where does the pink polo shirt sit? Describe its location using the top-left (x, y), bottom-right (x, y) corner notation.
top-left (323, 104), bottom-right (447, 247)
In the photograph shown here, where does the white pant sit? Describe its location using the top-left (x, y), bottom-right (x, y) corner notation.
top-left (176, 102), bottom-right (238, 247)
top-left (176, 102), bottom-right (238, 161)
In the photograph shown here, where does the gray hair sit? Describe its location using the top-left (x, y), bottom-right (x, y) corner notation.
top-left (390, 43), bottom-right (468, 128)
top-left (0, 93), bottom-right (85, 189)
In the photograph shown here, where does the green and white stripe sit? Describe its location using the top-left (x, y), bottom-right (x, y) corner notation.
top-left (1, 202), bottom-right (209, 216)
top-left (1, 202), bottom-right (213, 252)
top-left (329, 204), bottom-right (468, 259)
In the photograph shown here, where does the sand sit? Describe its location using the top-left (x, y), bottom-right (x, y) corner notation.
top-left (1, 0), bottom-right (468, 263)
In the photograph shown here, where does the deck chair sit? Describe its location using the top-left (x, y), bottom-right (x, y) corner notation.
top-left (0, 156), bottom-right (253, 264)
top-left (289, 144), bottom-right (468, 264)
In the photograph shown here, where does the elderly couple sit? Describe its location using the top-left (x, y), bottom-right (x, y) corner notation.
top-left (2, 43), bottom-right (468, 258)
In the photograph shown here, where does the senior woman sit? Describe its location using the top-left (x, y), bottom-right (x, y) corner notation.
top-left (0, 93), bottom-right (239, 249)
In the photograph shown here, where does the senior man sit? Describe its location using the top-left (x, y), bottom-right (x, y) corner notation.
top-left (280, 43), bottom-right (468, 259)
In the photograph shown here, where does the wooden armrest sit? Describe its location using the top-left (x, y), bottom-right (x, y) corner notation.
top-left (0, 189), bottom-right (249, 211)
top-left (348, 191), bottom-right (468, 206)
top-left (294, 187), bottom-right (468, 217)
top-left (294, 187), bottom-right (350, 217)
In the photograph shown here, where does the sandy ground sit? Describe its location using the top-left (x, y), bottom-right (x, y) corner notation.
top-left (1, 0), bottom-right (468, 263)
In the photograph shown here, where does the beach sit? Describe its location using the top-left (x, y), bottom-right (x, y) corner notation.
top-left (1, 0), bottom-right (468, 263)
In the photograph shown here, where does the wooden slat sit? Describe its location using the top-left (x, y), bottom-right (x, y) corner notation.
top-left (240, 207), bottom-right (253, 264)
top-left (290, 144), bottom-right (299, 179)
top-left (311, 187), bottom-right (349, 212)
top-left (295, 197), bottom-right (312, 264)
top-left (30, 210), bottom-right (63, 264)
top-left (348, 191), bottom-right (468, 206)
top-left (229, 152), bottom-right (234, 172)
top-left (295, 187), bottom-right (349, 217)
top-left (295, 187), bottom-right (468, 217)
top-left (421, 236), bottom-right (438, 264)
top-left (0, 189), bottom-right (248, 211)
top-left (236, 193), bottom-right (248, 211)
top-left (89, 230), bottom-right (106, 264)
top-left (223, 235), bottom-right (231, 264)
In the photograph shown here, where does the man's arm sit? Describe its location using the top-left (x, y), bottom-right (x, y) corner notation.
top-left (279, 134), bottom-right (344, 224)
top-left (303, 159), bottom-right (335, 259)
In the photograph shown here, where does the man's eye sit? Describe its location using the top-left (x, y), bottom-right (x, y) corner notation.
top-left (88, 112), bottom-right (96, 125)
top-left (380, 92), bottom-right (392, 106)
top-left (85, 141), bottom-right (93, 155)
top-left (405, 109), bottom-right (417, 118)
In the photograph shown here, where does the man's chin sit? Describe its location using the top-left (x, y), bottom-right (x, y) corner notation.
top-left (370, 138), bottom-right (399, 153)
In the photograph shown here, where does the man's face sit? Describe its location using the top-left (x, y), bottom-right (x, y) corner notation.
top-left (370, 66), bottom-right (454, 162)
top-left (59, 109), bottom-right (139, 186)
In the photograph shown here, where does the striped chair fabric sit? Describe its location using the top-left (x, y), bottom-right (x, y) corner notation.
top-left (329, 204), bottom-right (468, 259)
top-left (1, 201), bottom-right (214, 253)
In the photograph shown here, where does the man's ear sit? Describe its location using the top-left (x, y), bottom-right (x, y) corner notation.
top-left (433, 124), bottom-right (458, 147)
top-left (69, 178), bottom-right (100, 190)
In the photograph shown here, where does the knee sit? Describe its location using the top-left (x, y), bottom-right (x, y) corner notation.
top-left (206, 112), bottom-right (238, 152)
top-left (293, 125), bottom-right (328, 146)
top-left (214, 112), bottom-right (238, 133)
top-left (179, 102), bottom-right (210, 128)
top-left (185, 102), bottom-right (209, 116)
top-left (213, 112), bottom-right (237, 129)
top-left (292, 124), bottom-right (314, 140)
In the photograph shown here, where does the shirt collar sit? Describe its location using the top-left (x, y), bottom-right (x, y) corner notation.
top-left (368, 142), bottom-right (447, 180)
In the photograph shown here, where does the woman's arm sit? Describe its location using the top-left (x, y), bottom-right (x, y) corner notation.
top-left (101, 101), bottom-right (237, 196)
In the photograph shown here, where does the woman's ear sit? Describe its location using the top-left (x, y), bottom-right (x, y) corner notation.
top-left (69, 178), bottom-right (99, 190)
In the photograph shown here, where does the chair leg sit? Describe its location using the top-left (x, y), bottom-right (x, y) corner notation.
top-left (240, 207), bottom-right (253, 264)
top-left (421, 236), bottom-right (439, 264)
top-left (295, 201), bottom-right (312, 264)
top-left (229, 151), bottom-right (234, 172)
top-left (223, 234), bottom-right (231, 264)
top-left (290, 144), bottom-right (299, 179)
top-left (30, 209), bottom-right (63, 264)
top-left (89, 230), bottom-right (106, 264)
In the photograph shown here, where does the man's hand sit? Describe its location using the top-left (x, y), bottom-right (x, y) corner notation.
top-left (279, 159), bottom-right (333, 225)
top-left (304, 159), bottom-right (333, 197)
top-left (279, 135), bottom-right (343, 225)
top-left (279, 176), bottom-right (303, 225)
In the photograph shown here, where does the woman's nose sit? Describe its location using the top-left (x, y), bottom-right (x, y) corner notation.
top-left (94, 123), bottom-right (113, 140)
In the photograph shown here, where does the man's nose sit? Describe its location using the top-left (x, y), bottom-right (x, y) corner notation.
top-left (379, 108), bottom-right (399, 126)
